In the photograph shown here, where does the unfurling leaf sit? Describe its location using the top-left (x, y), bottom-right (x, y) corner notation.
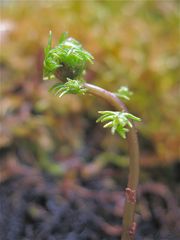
top-left (43, 31), bottom-right (94, 81)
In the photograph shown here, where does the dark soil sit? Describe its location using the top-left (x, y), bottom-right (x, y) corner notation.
top-left (0, 165), bottom-right (179, 240)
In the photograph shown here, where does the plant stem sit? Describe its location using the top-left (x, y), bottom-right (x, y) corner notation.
top-left (84, 83), bottom-right (139, 240)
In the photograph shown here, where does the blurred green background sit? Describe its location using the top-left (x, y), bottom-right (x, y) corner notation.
top-left (1, 0), bottom-right (179, 177)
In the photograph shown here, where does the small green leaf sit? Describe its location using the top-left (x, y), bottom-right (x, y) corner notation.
top-left (100, 116), bottom-right (114, 123)
top-left (97, 110), bottom-right (141, 139)
top-left (124, 113), bottom-right (141, 122)
top-left (58, 32), bottom-right (68, 44)
top-left (115, 86), bottom-right (133, 101)
top-left (59, 90), bottom-right (68, 98)
top-left (111, 126), bottom-right (116, 135)
top-left (45, 30), bottom-right (52, 55)
top-left (49, 79), bottom-right (87, 98)
top-left (103, 121), bottom-right (113, 128)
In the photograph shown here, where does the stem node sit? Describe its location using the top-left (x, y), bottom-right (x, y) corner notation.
top-left (125, 188), bottom-right (136, 204)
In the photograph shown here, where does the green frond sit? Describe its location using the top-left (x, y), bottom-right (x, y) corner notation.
top-left (115, 86), bottom-right (133, 101)
top-left (97, 111), bottom-right (141, 139)
top-left (49, 79), bottom-right (87, 98)
top-left (43, 32), bottom-right (94, 81)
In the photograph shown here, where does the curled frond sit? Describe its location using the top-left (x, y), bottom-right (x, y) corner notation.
top-left (43, 31), bottom-right (94, 81)
top-left (97, 111), bottom-right (141, 139)
top-left (115, 86), bottom-right (133, 101)
top-left (49, 78), bottom-right (87, 98)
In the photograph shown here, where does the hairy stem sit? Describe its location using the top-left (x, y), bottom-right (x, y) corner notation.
top-left (84, 83), bottom-right (139, 240)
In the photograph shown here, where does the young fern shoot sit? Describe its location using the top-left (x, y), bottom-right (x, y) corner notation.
top-left (43, 31), bottom-right (141, 240)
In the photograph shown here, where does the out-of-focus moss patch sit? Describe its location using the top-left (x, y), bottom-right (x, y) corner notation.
top-left (1, 0), bottom-right (179, 167)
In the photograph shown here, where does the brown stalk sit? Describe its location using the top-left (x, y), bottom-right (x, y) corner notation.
top-left (84, 83), bottom-right (140, 240)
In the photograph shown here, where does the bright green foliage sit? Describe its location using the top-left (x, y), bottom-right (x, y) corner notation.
top-left (43, 31), bottom-right (94, 81)
top-left (115, 86), bottom-right (133, 101)
top-left (49, 78), bottom-right (87, 97)
top-left (45, 33), bottom-right (141, 139)
top-left (97, 111), bottom-right (141, 139)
